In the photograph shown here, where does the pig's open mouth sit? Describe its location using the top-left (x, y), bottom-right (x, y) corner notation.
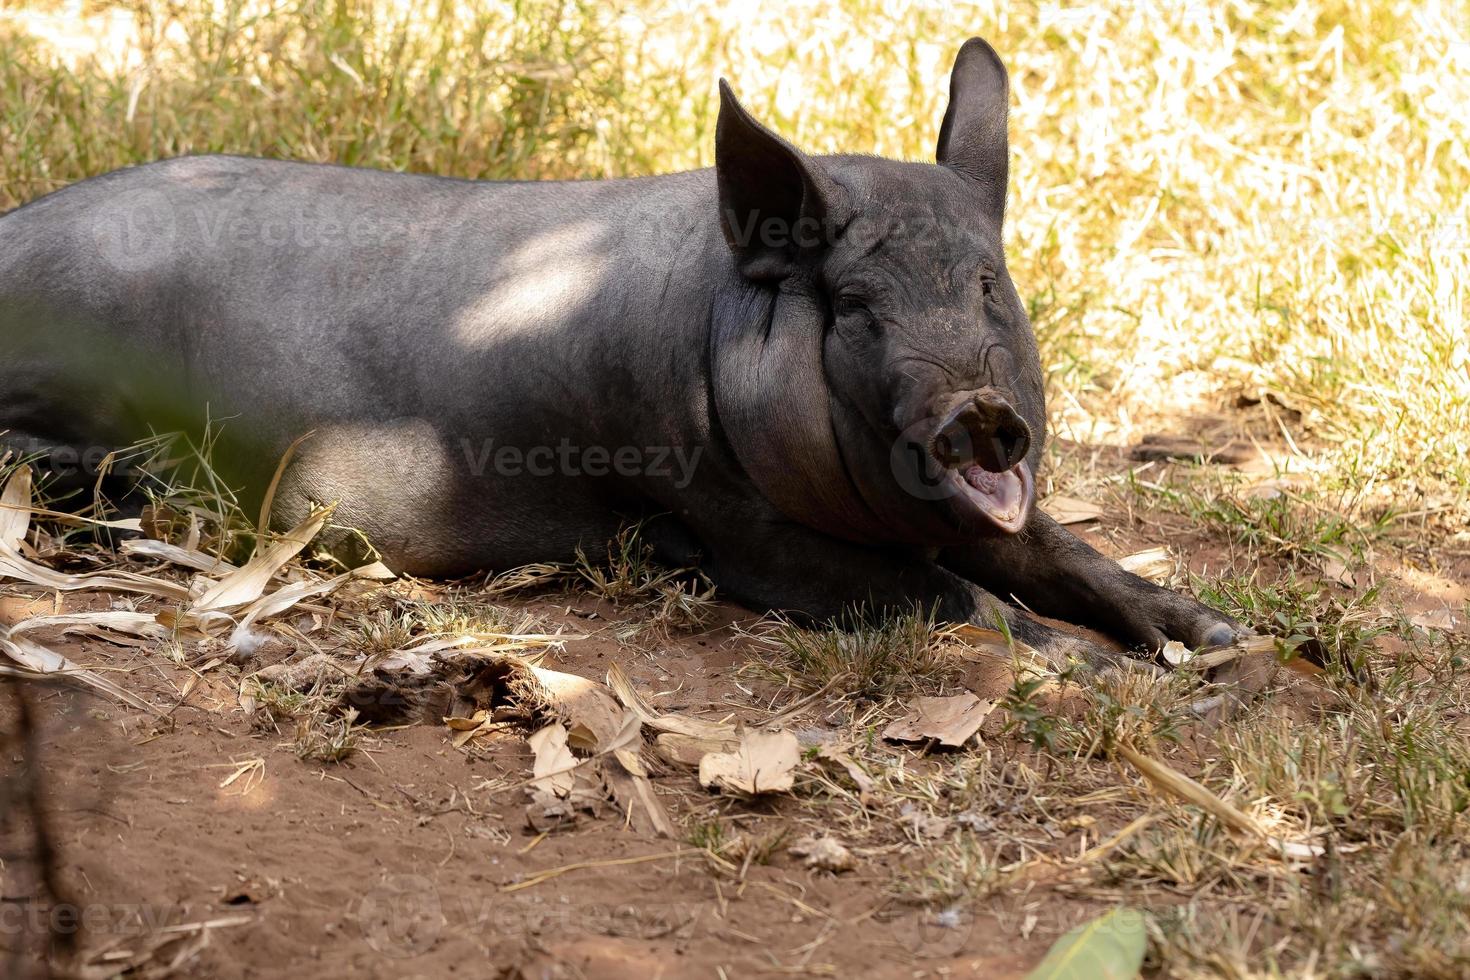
top-left (924, 390), bottom-right (1036, 534)
top-left (946, 459), bottom-right (1033, 533)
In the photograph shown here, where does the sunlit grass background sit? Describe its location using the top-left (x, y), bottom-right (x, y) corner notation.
top-left (2, 5), bottom-right (1469, 976)
top-left (3, 0), bottom-right (1467, 528)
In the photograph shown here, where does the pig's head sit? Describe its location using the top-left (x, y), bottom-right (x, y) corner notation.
top-left (710, 38), bottom-right (1046, 546)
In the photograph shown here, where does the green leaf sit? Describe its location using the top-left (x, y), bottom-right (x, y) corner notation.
top-left (1025, 908), bottom-right (1148, 980)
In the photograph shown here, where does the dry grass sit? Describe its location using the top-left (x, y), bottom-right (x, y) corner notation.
top-left (487, 523), bottom-right (719, 639)
top-left (741, 609), bottom-right (956, 700)
top-left (3, 0), bottom-right (1466, 517)
top-left (3, 2), bottom-right (1469, 976)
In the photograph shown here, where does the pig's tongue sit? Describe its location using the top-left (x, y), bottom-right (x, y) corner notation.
top-left (962, 462), bottom-right (1031, 532)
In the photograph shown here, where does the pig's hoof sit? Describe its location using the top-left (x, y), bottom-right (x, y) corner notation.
top-left (1201, 622), bottom-right (1237, 648)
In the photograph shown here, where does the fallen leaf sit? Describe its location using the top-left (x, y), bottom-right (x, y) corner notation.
top-left (191, 504), bottom-right (334, 611)
top-left (788, 836), bottom-right (855, 873)
top-left (655, 731), bottom-right (740, 766)
top-left (526, 767), bottom-right (605, 831)
top-left (698, 730), bottom-right (799, 795)
top-left (0, 626), bottom-right (157, 714)
top-left (1117, 547), bottom-right (1173, 584)
top-left (7, 610), bottom-right (172, 646)
top-left (0, 465), bottom-right (33, 548)
top-left (1025, 907), bottom-right (1147, 980)
top-left (533, 666), bottom-right (631, 753)
top-left (527, 723), bottom-right (577, 798)
top-left (607, 662), bottom-right (737, 741)
top-left (120, 538), bottom-right (239, 575)
top-left (601, 749), bottom-right (676, 838)
top-left (1319, 556), bottom-right (1356, 588)
top-left (226, 570), bottom-right (354, 649)
top-left (0, 540), bottom-right (191, 601)
top-left (882, 693), bottom-right (993, 748)
top-left (815, 743), bottom-right (876, 800)
top-left (253, 431), bottom-right (315, 561)
top-left (1041, 495), bottom-right (1104, 525)
top-left (446, 709), bottom-right (498, 748)
top-left (1114, 741), bottom-right (1266, 838)
top-left (349, 560), bottom-right (397, 581)
top-left (446, 710), bottom-right (490, 732)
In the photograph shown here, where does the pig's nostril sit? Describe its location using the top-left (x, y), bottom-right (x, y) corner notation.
top-left (928, 395), bottom-right (1032, 473)
top-left (988, 423), bottom-right (1030, 472)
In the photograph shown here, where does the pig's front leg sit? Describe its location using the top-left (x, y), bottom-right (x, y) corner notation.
top-left (939, 511), bottom-right (1244, 651)
top-left (682, 515), bottom-right (1134, 670)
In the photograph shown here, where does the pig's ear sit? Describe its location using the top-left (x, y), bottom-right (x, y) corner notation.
top-left (936, 37), bottom-right (1010, 223)
top-left (716, 80), bottom-right (841, 279)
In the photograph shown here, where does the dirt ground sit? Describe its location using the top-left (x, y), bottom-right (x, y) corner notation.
top-left (1, 439), bottom-right (1465, 979)
top-left (6, 588), bottom-right (1100, 980)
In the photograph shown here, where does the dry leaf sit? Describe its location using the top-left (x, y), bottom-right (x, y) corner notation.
top-left (8, 610), bottom-right (170, 641)
top-left (698, 730), bottom-right (799, 795)
top-left (815, 743), bottom-right (876, 800)
top-left (1320, 556), bottom-right (1356, 588)
top-left (526, 766), bottom-right (606, 831)
top-left (349, 560), bottom-right (397, 581)
top-left (1118, 547), bottom-right (1174, 584)
top-left (446, 709), bottom-right (500, 748)
top-left (0, 626), bottom-right (157, 714)
top-left (532, 666), bottom-right (629, 752)
top-left (253, 431), bottom-right (315, 560)
top-left (120, 538), bottom-right (238, 575)
top-left (607, 662), bottom-right (737, 741)
top-left (0, 465), bottom-right (33, 548)
top-left (227, 570), bottom-right (354, 648)
top-left (601, 749), bottom-right (676, 838)
top-left (191, 504), bottom-right (334, 611)
top-left (882, 693), bottom-right (994, 748)
top-left (445, 710), bottom-right (490, 732)
top-left (1041, 495), bottom-right (1105, 525)
top-left (0, 541), bottom-right (192, 601)
top-left (1114, 741), bottom-right (1266, 838)
top-left (525, 664), bottom-right (671, 835)
top-left (527, 723), bottom-right (577, 798)
top-left (656, 731), bottom-right (740, 766)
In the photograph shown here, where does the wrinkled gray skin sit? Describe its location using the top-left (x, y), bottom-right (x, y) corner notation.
top-left (0, 39), bottom-right (1242, 666)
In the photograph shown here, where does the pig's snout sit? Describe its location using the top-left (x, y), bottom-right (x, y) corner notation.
top-left (930, 390), bottom-right (1031, 473)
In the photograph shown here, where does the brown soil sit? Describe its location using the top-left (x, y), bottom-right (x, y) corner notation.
top-left (1, 594), bottom-right (1071, 980)
top-left (1, 474), bottom-right (1463, 979)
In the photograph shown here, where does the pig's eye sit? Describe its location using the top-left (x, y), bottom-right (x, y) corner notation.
top-left (980, 277), bottom-right (997, 299)
top-left (834, 293), bottom-right (868, 318)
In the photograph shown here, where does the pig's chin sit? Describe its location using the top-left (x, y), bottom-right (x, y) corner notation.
top-left (947, 460), bottom-right (1033, 534)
